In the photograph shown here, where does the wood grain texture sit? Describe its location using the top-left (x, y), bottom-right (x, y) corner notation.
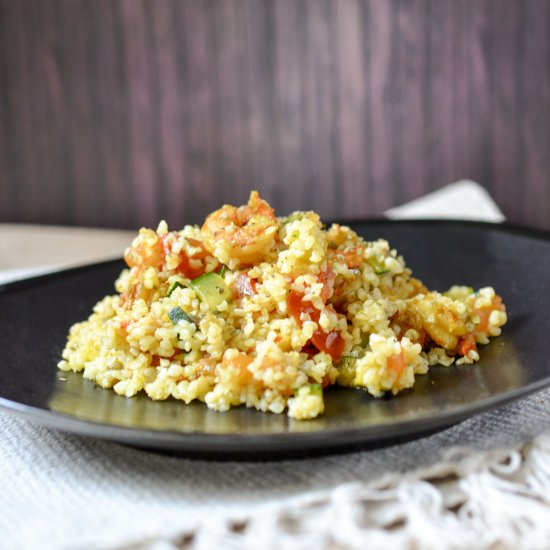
top-left (1, 0), bottom-right (549, 230)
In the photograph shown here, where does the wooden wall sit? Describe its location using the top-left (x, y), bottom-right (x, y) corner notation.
top-left (1, 0), bottom-right (549, 230)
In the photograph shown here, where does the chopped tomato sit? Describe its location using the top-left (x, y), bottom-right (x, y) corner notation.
top-left (124, 237), bottom-right (165, 269)
top-left (175, 254), bottom-right (205, 280)
top-left (311, 329), bottom-right (345, 362)
top-left (288, 290), bottom-right (345, 361)
top-left (344, 246), bottom-right (366, 268)
top-left (125, 232), bottom-right (216, 278)
top-left (457, 334), bottom-right (478, 356)
top-left (234, 272), bottom-right (258, 298)
top-left (162, 233), bottom-right (212, 279)
top-left (327, 246), bottom-right (365, 269)
top-left (474, 295), bottom-right (504, 333)
top-left (186, 238), bottom-right (210, 259)
top-left (387, 351), bottom-right (406, 377)
top-left (288, 290), bottom-right (318, 321)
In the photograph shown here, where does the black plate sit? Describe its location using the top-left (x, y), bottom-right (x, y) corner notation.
top-left (1, 220), bottom-right (549, 459)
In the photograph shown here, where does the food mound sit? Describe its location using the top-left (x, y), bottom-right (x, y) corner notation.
top-left (59, 192), bottom-right (507, 420)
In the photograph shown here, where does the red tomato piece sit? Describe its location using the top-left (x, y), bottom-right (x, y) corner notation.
top-left (457, 334), bottom-right (478, 356)
top-left (162, 234), bottom-right (210, 279)
top-left (474, 295), bottom-right (504, 333)
top-left (288, 290), bottom-right (319, 323)
top-left (311, 329), bottom-right (345, 362)
top-left (288, 290), bottom-right (344, 361)
top-left (176, 254), bottom-right (205, 280)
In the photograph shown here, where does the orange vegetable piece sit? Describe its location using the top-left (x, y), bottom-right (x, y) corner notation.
top-left (223, 354), bottom-right (254, 385)
top-left (474, 295), bottom-right (504, 333)
top-left (387, 351), bottom-right (406, 377)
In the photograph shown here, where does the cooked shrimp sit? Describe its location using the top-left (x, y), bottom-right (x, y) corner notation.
top-left (201, 191), bottom-right (278, 268)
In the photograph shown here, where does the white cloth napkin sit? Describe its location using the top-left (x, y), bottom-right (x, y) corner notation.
top-left (2, 181), bottom-right (549, 550)
top-left (385, 179), bottom-right (505, 222)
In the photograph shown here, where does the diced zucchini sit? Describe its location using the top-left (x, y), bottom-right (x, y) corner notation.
top-left (338, 355), bottom-right (357, 386)
top-left (294, 383), bottom-right (323, 397)
top-left (190, 272), bottom-right (232, 309)
top-left (367, 257), bottom-right (389, 275)
top-left (340, 356), bottom-right (357, 369)
top-left (167, 280), bottom-right (185, 297)
top-left (307, 383), bottom-right (322, 396)
top-left (281, 212), bottom-right (305, 225)
top-left (218, 265), bottom-right (228, 278)
top-left (168, 306), bottom-right (196, 326)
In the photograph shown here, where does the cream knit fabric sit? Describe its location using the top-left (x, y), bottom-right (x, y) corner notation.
top-left (2, 389), bottom-right (550, 549)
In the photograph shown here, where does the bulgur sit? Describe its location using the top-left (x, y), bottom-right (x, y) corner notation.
top-left (59, 192), bottom-right (507, 419)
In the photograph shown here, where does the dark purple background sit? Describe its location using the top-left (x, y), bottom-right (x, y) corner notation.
top-left (1, 0), bottom-right (549, 230)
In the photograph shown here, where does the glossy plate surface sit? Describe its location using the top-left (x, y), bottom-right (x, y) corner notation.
top-left (1, 220), bottom-right (549, 458)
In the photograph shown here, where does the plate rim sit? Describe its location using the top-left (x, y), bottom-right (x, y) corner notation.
top-left (1, 375), bottom-right (549, 455)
